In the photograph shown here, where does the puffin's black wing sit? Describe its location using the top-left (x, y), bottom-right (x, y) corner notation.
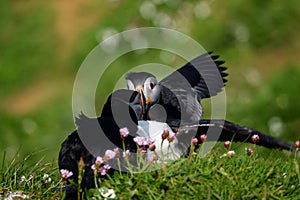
top-left (157, 84), bottom-right (202, 122)
top-left (160, 52), bottom-right (227, 99)
top-left (166, 119), bottom-right (294, 151)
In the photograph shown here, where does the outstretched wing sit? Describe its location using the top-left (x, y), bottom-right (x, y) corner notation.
top-left (160, 52), bottom-right (227, 99)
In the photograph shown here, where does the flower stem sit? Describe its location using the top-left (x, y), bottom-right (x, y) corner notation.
top-left (77, 158), bottom-right (85, 200)
top-left (189, 141), bottom-right (195, 163)
top-left (160, 139), bottom-right (165, 168)
top-left (94, 171), bottom-right (99, 189)
top-left (136, 145), bottom-right (140, 170)
top-left (201, 142), bottom-right (205, 158)
top-left (294, 148), bottom-right (299, 160)
top-left (122, 140), bottom-right (133, 175)
top-left (117, 158), bottom-right (122, 176)
top-left (122, 140), bottom-right (126, 152)
top-left (59, 179), bottom-right (65, 199)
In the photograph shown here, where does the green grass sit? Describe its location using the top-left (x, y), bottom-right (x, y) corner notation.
top-left (107, 153), bottom-right (300, 199)
top-left (1, 145), bottom-right (299, 199)
top-left (0, 151), bottom-right (60, 199)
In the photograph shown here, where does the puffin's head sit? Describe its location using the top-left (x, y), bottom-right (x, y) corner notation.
top-left (125, 72), bottom-right (161, 113)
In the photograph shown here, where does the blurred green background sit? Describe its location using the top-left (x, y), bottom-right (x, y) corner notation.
top-left (1, 0), bottom-right (299, 163)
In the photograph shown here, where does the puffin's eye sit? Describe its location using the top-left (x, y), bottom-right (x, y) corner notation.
top-left (150, 82), bottom-right (155, 90)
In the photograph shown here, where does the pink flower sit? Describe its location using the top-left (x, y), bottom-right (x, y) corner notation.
top-left (224, 141), bottom-right (231, 150)
top-left (149, 144), bottom-right (156, 151)
top-left (146, 138), bottom-right (156, 146)
top-left (99, 164), bottom-right (111, 176)
top-left (60, 169), bottom-right (73, 180)
top-left (168, 132), bottom-right (175, 142)
top-left (91, 164), bottom-right (97, 172)
top-left (192, 138), bottom-right (198, 145)
top-left (91, 157), bottom-right (103, 173)
top-left (133, 136), bottom-right (145, 146)
top-left (95, 156), bottom-right (103, 166)
top-left (295, 141), bottom-right (300, 148)
top-left (162, 128), bottom-right (169, 140)
top-left (200, 134), bottom-right (207, 142)
top-left (143, 139), bottom-right (149, 146)
top-left (123, 150), bottom-right (130, 159)
top-left (140, 149), bottom-right (147, 155)
top-left (104, 150), bottom-right (116, 160)
top-left (119, 127), bottom-right (129, 139)
top-left (251, 134), bottom-right (260, 143)
top-left (113, 148), bottom-right (120, 157)
top-left (246, 148), bottom-right (253, 155)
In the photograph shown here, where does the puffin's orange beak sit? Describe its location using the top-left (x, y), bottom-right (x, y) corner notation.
top-left (146, 97), bottom-right (151, 105)
top-left (137, 87), bottom-right (146, 119)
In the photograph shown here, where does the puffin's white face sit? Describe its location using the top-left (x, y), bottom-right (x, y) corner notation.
top-left (126, 76), bottom-right (160, 106)
top-left (143, 77), bottom-right (160, 105)
top-left (126, 79), bottom-right (136, 91)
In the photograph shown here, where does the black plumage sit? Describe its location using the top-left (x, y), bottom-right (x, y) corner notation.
top-left (161, 52), bottom-right (227, 99)
top-left (166, 119), bottom-right (294, 153)
top-left (58, 89), bottom-right (142, 198)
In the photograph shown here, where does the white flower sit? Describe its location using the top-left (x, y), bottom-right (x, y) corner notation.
top-left (20, 175), bottom-right (26, 183)
top-left (43, 173), bottom-right (51, 184)
top-left (220, 150), bottom-right (236, 158)
top-left (99, 187), bottom-right (116, 199)
top-left (227, 150), bottom-right (236, 156)
top-left (4, 191), bottom-right (29, 200)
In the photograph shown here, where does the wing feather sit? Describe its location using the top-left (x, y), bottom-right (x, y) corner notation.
top-left (160, 52), bottom-right (227, 99)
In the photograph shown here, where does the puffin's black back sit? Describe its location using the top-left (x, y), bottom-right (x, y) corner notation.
top-left (58, 89), bottom-right (141, 198)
